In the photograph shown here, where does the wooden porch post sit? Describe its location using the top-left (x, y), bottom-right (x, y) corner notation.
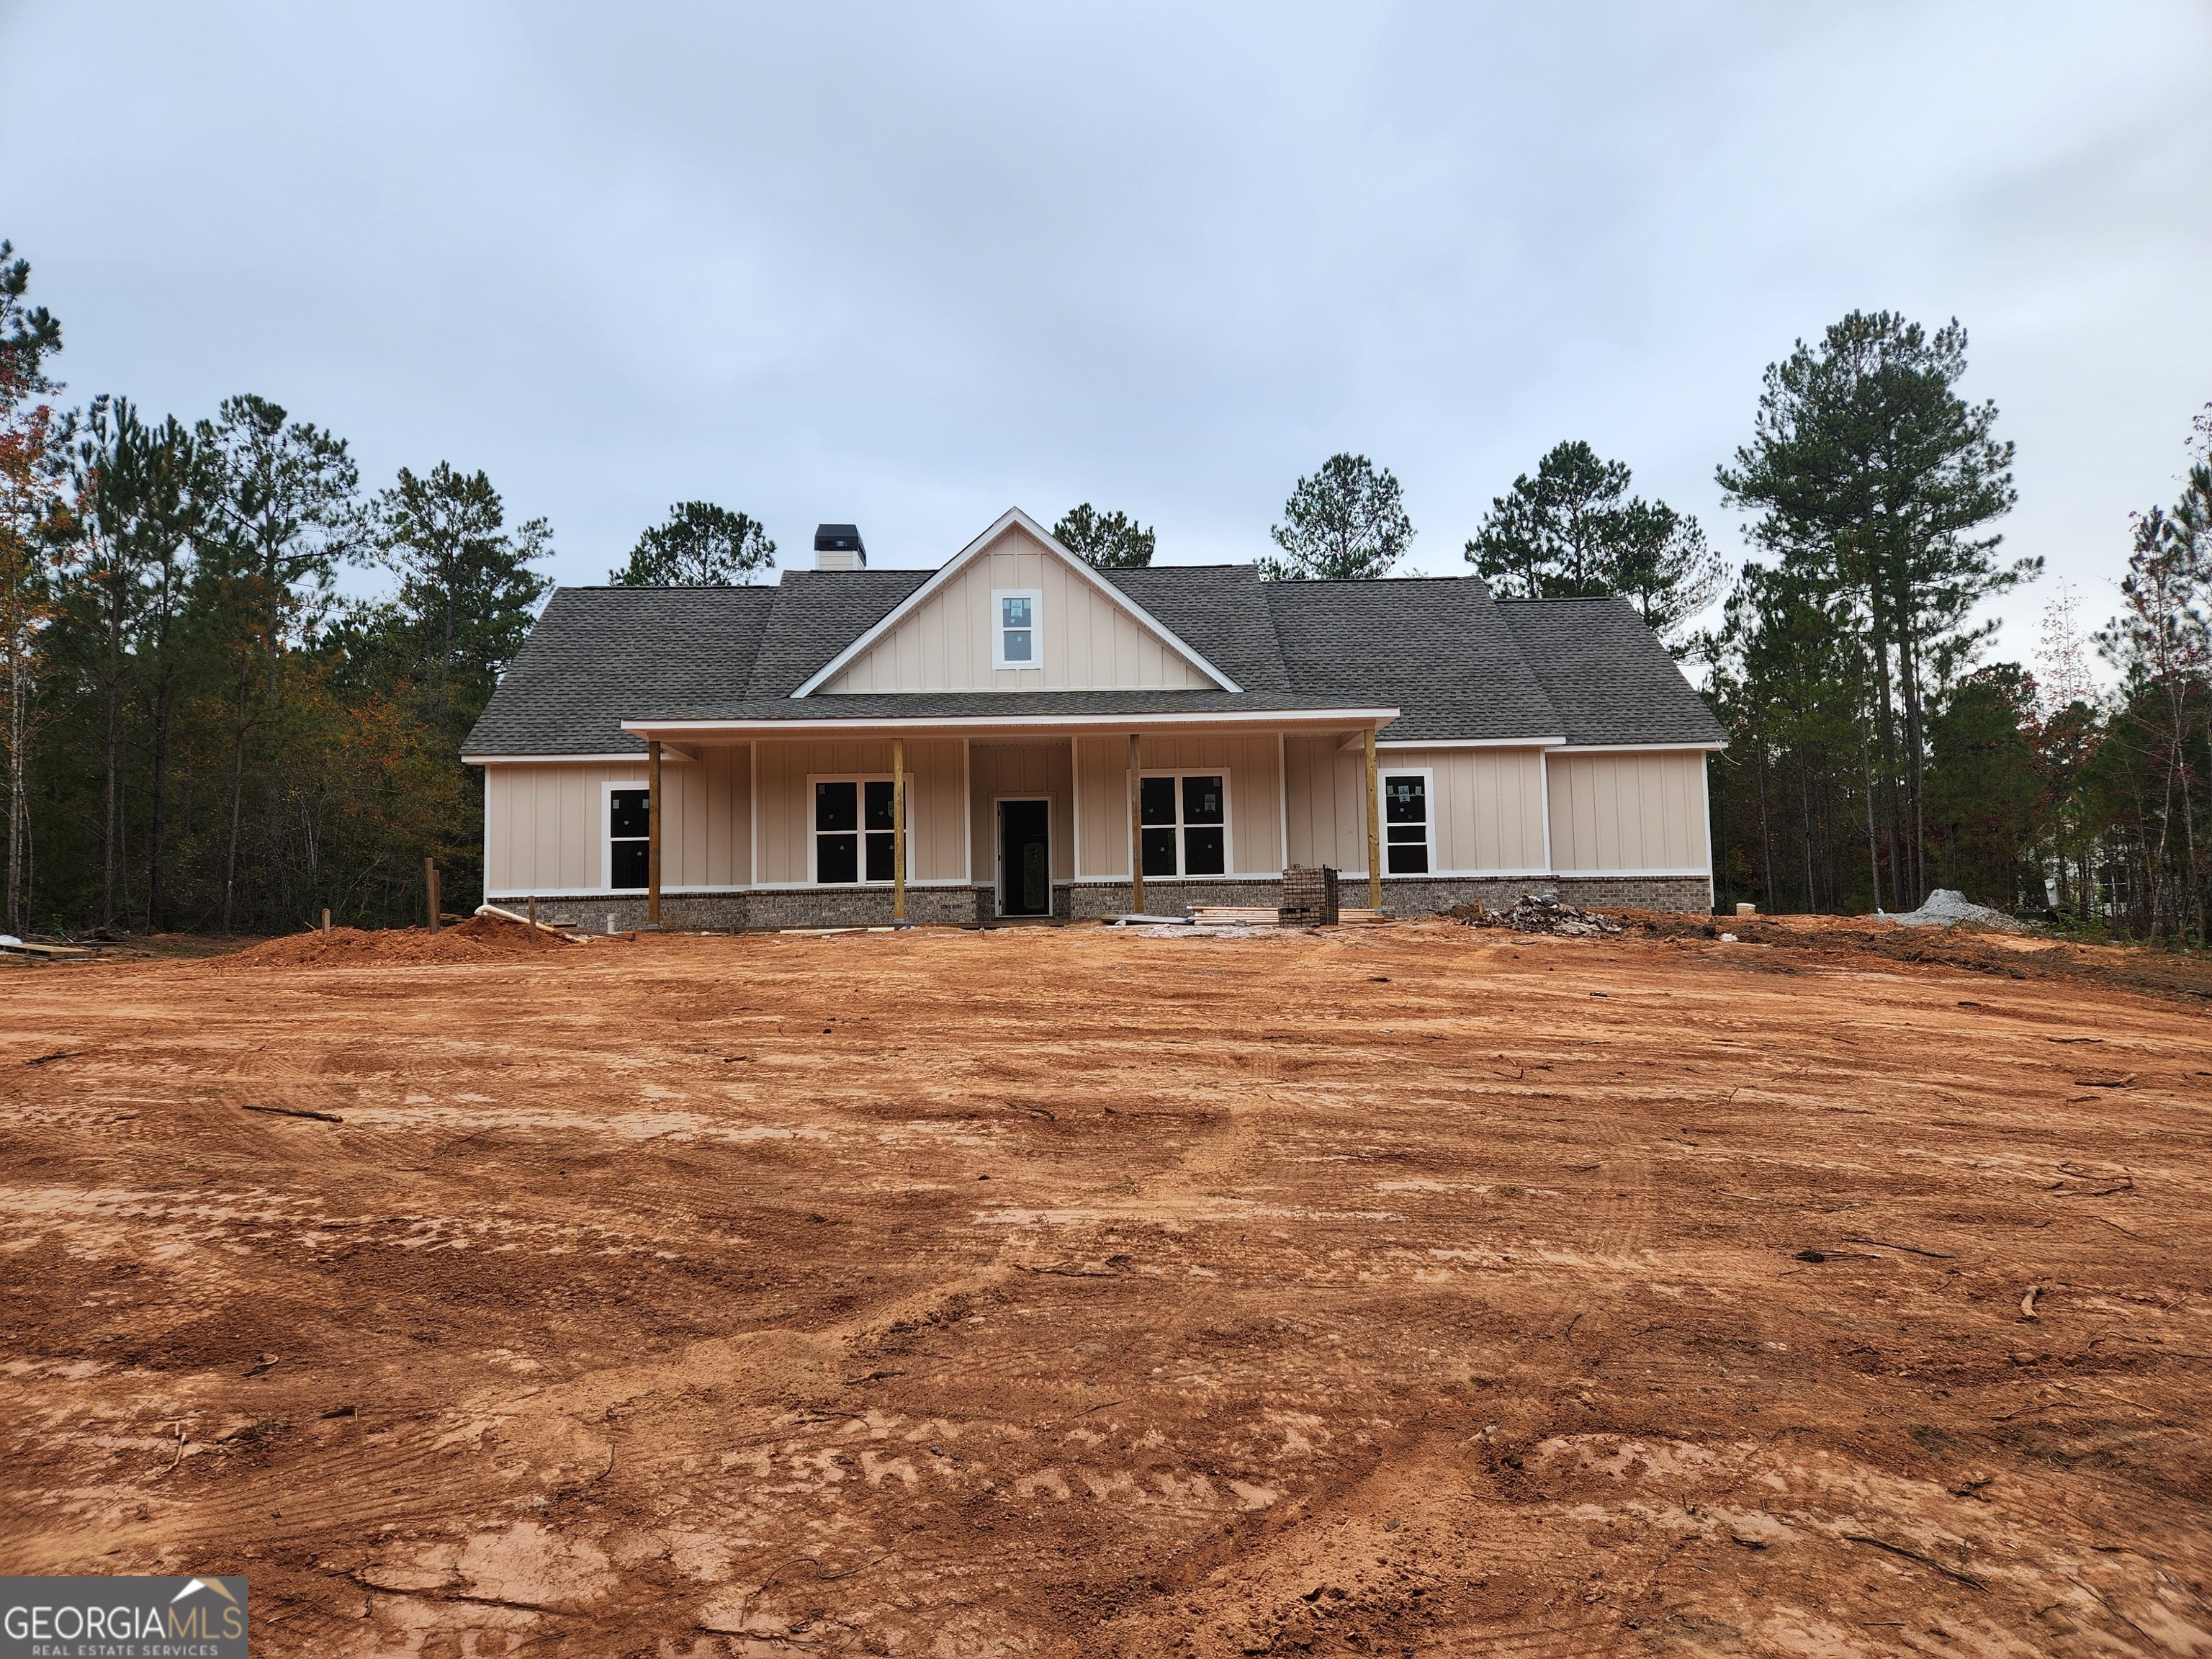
top-left (891, 737), bottom-right (907, 921)
top-left (647, 739), bottom-right (662, 929)
top-left (1128, 732), bottom-right (1143, 916)
top-left (1364, 727), bottom-right (1382, 912)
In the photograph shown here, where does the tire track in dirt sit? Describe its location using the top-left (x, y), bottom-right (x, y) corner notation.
top-left (5, 922), bottom-right (2210, 1655)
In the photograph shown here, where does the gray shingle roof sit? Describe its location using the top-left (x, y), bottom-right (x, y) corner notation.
top-left (464, 565), bottom-right (1724, 755)
top-left (1267, 577), bottom-right (1563, 743)
top-left (464, 585), bottom-right (775, 755)
top-left (742, 568), bottom-right (928, 697)
top-left (1103, 565), bottom-right (1290, 693)
top-left (1494, 597), bottom-right (1727, 746)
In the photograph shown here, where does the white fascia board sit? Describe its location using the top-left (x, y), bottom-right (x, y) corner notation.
top-left (1368, 735), bottom-right (1567, 752)
top-left (623, 708), bottom-right (1399, 739)
top-left (788, 507), bottom-right (1243, 697)
top-left (465, 752), bottom-right (665, 766)
top-left (1545, 742), bottom-right (1729, 755)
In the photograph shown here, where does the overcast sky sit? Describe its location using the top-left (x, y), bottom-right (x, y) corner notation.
top-left (6, 2), bottom-right (2208, 665)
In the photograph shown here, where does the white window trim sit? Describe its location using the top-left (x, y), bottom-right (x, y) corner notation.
top-left (1380, 766), bottom-right (1436, 878)
top-left (992, 794), bottom-right (1054, 909)
top-left (602, 778), bottom-right (652, 893)
top-left (991, 588), bottom-right (1043, 673)
top-left (1136, 768), bottom-right (1234, 879)
top-left (806, 772), bottom-right (914, 886)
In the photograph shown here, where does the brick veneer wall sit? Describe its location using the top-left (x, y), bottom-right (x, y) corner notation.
top-left (498, 871), bottom-right (1712, 931)
top-left (500, 887), bottom-right (982, 932)
top-left (1072, 874), bottom-right (1711, 919)
top-left (1066, 879), bottom-right (1290, 920)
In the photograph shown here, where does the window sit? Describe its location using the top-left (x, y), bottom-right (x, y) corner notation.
top-left (608, 788), bottom-right (649, 890)
top-left (1382, 772), bottom-right (1431, 874)
top-left (1139, 773), bottom-right (1227, 877)
top-left (812, 777), bottom-right (910, 885)
top-left (992, 588), bottom-right (1040, 670)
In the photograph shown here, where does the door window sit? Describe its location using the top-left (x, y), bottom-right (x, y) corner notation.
top-left (608, 788), bottom-right (649, 889)
top-left (1138, 773), bottom-right (1228, 876)
top-left (1383, 773), bottom-right (1431, 874)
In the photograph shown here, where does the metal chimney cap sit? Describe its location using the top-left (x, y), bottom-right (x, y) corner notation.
top-left (813, 523), bottom-right (864, 554)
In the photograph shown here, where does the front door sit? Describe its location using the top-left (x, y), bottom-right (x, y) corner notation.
top-left (997, 799), bottom-right (1051, 916)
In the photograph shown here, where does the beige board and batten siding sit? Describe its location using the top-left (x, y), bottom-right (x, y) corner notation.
top-left (483, 750), bottom-right (751, 895)
top-left (1071, 732), bottom-right (1282, 878)
top-left (753, 737), bottom-right (966, 884)
top-left (819, 523), bottom-right (1218, 694)
top-left (1546, 750), bottom-right (1709, 872)
top-left (969, 742), bottom-right (1074, 884)
top-left (1283, 737), bottom-right (1549, 876)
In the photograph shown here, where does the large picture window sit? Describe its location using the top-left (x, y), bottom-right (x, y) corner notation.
top-left (1138, 772), bottom-right (1227, 877)
top-left (608, 788), bottom-right (649, 890)
top-left (813, 776), bottom-right (910, 885)
top-left (1382, 771), bottom-right (1431, 874)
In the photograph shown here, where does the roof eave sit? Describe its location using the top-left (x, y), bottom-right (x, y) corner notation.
top-left (616, 706), bottom-right (1401, 742)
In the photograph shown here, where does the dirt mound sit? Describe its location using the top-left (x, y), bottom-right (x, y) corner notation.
top-left (1615, 907), bottom-right (2212, 1004)
top-left (1445, 891), bottom-right (1623, 936)
top-left (220, 914), bottom-right (582, 968)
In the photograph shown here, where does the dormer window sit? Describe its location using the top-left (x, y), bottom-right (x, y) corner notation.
top-left (992, 589), bottom-right (1040, 670)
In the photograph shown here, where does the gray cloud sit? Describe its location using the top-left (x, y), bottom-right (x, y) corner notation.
top-left (5, 1), bottom-right (2208, 664)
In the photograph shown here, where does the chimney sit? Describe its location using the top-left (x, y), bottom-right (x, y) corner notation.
top-left (813, 523), bottom-right (866, 572)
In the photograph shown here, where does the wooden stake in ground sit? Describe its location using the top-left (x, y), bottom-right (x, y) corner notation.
top-left (1364, 727), bottom-right (1382, 912)
top-left (647, 739), bottom-right (663, 930)
top-left (528, 895), bottom-right (538, 929)
top-left (424, 858), bottom-right (439, 934)
top-left (891, 736), bottom-right (906, 922)
top-left (1128, 732), bottom-right (1144, 917)
top-left (320, 907), bottom-right (330, 935)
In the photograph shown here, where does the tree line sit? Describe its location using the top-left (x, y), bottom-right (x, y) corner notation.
top-left (3, 235), bottom-right (2203, 940)
top-left (1, 244), bottom-right (548, 936)
top-left (1043, 316), bottom-right (2208, 943)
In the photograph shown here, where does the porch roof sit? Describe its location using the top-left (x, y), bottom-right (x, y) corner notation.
top-left (616, 691), bottom-right (1402, 745)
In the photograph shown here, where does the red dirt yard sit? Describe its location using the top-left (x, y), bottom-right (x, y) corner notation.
top-left (4, 919), bottom-right (2210, 1656)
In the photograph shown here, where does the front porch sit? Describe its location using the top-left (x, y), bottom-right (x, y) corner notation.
top-left (612, 716), bottom-right (1399, 930)
top-left (478, 713), bottom-right (1406, 930)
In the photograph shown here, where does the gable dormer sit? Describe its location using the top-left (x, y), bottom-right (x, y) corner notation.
top-left (796, 509), bottom-right (1237, 696)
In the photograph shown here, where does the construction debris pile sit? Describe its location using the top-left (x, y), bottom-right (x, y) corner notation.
top-left (1446, 892), bottom-right (1624, 937)
top-left (1887, 887), bottom-right (2030, 932)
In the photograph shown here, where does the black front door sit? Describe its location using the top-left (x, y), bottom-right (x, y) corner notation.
top-left (998, 800), bottom-right (1051, 916)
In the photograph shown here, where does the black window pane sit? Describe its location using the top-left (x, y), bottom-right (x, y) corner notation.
top-left (817, 832), bottom-right (858, 884)
top-left (1383, 776), bottom-right (1426, 824)
top-left (1138, 775), bottom-right (1177, 826)
top-left (865, 830), bottom-right (895, 882)
top-left (864, 779), bottom-right (896, 831)
top-left (610, 838), bottom-right (649, 889)
top-left (1182, 825), bottom-right (1226, 875)
top-left (1141, 827), bottom-right (1179, 876)
top-left (1386, 840), bottom-right (1429, 875)
top-left (1387, 823), bottom-right (1426, 842)
top-left (1182, 775), bottom-right (1224, 824)
top-left (610, 789), bottom-right (649, 838)
top-left (815, 781), bottom-right (857, 832)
